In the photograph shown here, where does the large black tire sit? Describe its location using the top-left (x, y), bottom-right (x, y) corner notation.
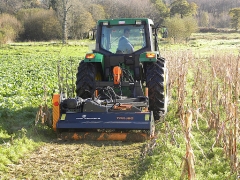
top-left (76, 61), bottom-right (96, 98)
top-left (158, 57), bottom-right (169, 115)
top-left (146, 58), bottom-right (167, 121)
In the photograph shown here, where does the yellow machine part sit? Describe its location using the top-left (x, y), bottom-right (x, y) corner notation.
top-left (59, 132), bottom-right (152, 142)
top-left (52, 93), bottom-right (60, 131)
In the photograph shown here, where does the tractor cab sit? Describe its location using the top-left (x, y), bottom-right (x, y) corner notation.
top-left (94, 19), bottom-right (158, 55)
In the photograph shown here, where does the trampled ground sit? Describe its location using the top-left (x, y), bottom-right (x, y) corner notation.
top-left (2, 139), bottom-right (149, 179)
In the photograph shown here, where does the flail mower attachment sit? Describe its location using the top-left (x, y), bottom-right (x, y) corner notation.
top-left (52, 92), bottom-right (155, 142)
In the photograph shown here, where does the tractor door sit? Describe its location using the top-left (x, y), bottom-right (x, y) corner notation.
top-left (100, 27), bottom-right (111, 51)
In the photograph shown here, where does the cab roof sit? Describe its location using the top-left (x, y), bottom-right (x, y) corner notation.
top-left (97, 18), bottom-right (154, 26)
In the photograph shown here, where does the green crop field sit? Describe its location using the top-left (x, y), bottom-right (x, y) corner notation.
top-left (0, 41), bottom-right (89, 173)
top-left (0, 34), bottom-right (239, 179)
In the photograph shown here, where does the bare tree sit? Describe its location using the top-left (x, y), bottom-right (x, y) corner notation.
top-left (87, 4), bottom-right (106, 22)
top-left (67, 1), bottom-right (94, 39)
top-left (0, 0), bottom-right (23, 14)
top-left (51, 0), bottom-right (72, 44)
top-left (98, 0), bottom-right (156, 19)
top-left (60, 0), bottom-right (72, 44)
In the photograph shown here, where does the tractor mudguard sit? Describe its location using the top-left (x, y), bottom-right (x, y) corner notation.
top-left (139, 52), bottom-right (159, 62)
top-left (84, 53), bottom-right (104, 69)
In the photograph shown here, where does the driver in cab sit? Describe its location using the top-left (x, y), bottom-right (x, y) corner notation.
top-left (117, 28), bottom-right (134, 54)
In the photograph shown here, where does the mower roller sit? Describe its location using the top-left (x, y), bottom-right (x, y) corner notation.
top-left (52, 18), bottom-right (168, 141)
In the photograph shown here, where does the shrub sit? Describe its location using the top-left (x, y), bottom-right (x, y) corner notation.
top-left (69, 10), bottom-right (95, 39)
top-left (164, 16), bottom-right (198, 43)
top-left (199, 27), bottom-right (237, 33)
top-left (0, 13), bottom-right (23, 44)
top-left (18, 9), bottom-right (61, 41)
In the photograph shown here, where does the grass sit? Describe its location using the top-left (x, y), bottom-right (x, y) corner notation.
top-left (161, 32), bottom-right (240, 56)
top-left (3, 141), bottom-right (145, 179)
top-left (0, 40), bottom-right (90, 176)
top-left (1, 41), bottom-right (90, 57)
top-left (0, 34), bottom-right (239, 179)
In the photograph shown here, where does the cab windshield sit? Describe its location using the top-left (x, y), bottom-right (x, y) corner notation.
top-left (100, 25), bottom-right (146, 54)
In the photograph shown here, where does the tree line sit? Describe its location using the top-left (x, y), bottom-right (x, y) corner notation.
top-left (189, 0), bottom-right (240, 28)
top-left (0, 0), bottom-right (240, 44)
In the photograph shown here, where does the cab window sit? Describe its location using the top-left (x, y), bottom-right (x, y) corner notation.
top-left (100, 25), bottom-right (146, 54)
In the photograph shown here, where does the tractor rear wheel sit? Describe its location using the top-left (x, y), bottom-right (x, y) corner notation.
top-left (146, 58), bottom-right (167, 121)
top-left (76, 61), bottom-right (96, 98)
top-left (157, 57), bottom-right (169, 115)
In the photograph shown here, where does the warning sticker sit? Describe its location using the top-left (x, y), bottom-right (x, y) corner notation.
top-left (145, 114), bottom-right (150, 121)
top-left (61, 114), bottom-right (66, 120)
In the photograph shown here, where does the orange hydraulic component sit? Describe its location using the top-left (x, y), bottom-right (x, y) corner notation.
top-left (95, 89), bottom-right (99, 97)
top-left (59, 132), bottom-right (149, 142)
top-left (52, 93), bottom-right (60, 131)
top-left (145, 87), bottom-right (148, 97)
top-left (113, 103), bottom-right (132, 110)
top-left (113, 66), bottom-right (122, 85)
top-left (144, 87), bottom-right (149, 111)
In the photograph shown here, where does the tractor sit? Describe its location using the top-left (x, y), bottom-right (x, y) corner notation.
top-left (52, 18), bottom-right (168, 141)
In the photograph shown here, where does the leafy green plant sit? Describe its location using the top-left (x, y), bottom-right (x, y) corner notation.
top-left (0, 42), bottom-right (89, 173)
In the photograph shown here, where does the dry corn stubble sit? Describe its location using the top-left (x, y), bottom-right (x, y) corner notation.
top-left (163, 49), bottom-right (239, 177)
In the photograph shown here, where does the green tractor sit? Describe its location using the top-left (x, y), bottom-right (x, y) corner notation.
top-left (53, 18), bottom-right (168, 141)
top-left (76, 18), bottom-right (168, 120)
